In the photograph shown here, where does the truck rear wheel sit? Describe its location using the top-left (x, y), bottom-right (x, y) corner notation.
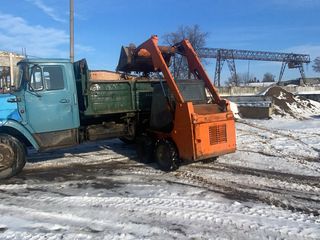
top-left (119, 119), bottom-right (136, 144)
top-left (154, 140), bottom-right (179, 171)
top-left (0, 134), bottom-right (26, 179)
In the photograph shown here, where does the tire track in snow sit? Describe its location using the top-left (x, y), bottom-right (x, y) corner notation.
top-left (237, 119), bottom-right (320, 153)
top-left (236, 122), bottom-right (320, 175)
top-left (0, 193), bottom-right (319, 240)
top-left (171, 169), bottom-right (320, 216)
top-left (198, 162), bottom-right (320, 187)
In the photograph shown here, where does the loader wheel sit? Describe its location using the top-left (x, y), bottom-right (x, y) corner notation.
top-left (0, 134), bottom-right (26, 179)
top-left (154, 140), bottom-right (179, 171)
top-left (136, 135), bottom-right (154, 163)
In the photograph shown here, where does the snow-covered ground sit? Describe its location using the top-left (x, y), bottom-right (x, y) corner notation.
top-left (0, 118), bottom-right (319, 240)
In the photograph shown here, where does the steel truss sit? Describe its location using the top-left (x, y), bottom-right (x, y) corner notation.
top-left (198, 48), bottom-right (310, 86)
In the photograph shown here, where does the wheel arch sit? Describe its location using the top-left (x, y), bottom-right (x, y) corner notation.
top-left (0, 121), bottom-right (39, 150)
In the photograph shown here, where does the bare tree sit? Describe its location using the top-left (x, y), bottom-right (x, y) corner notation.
top-left (226, 73), bottom-right (256, 86)
top-left (226, 73), bottom-right (242, 86)
top-left (162, 25), bottom-right (209, 79)
top-left (262, 72), bottom-right (275, 82)
top-left (313, 57), bottom-right (320, 73)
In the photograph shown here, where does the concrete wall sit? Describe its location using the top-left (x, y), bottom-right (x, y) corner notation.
top-left (238, 106), bottom-right (272, 119)
top-left (225, 95), bottom-right (273, 119)
top-left (218, 86), bottom-right (270, 96)
top-left (218, 85), bottom-right (320, 97)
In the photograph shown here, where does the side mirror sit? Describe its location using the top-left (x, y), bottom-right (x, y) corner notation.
top-left (29, 65), bottom-right (44, 92)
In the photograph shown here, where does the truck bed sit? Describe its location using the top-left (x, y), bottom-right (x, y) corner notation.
top-left (74, 59), bottom-right (157, 118)
top-left (84, 79), bottom-right (156, 116)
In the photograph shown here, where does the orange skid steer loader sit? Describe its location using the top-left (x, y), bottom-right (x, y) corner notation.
top-left (117, 36), bottom-right (236, 171)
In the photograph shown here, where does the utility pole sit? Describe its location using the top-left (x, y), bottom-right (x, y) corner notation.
top-left (70, 0), bottom-right (74, 63)
top-left (247, 60), bottom-right (250, 84)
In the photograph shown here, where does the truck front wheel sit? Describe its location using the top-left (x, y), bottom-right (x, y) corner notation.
top-left (0, 134), bottom-right (26, 179)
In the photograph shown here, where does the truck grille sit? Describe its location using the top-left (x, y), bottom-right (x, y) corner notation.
top-left (209, 124), bottom-right (227, 145)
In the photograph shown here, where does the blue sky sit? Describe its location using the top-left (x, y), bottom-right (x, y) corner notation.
top-left (1, 0), bottom-right (320, 83)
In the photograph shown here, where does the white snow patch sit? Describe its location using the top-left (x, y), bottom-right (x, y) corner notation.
top-left (230, 101), bottom-right (241, 119)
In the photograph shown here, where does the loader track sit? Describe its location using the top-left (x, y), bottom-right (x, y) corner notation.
top-left (1, 153), bottom-right (320, 239)
top-left (0, 182), bottom-right (318, 240)
top-left (191, 162), bottom-right (320, 187)
top-left (111, 163), bottom-right (320, 217)
top-left (172, 169), bottom-right (320, 216)
top-left (6, 158), bottom-right (320, 218)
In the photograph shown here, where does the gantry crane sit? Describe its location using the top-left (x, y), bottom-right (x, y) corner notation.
top-left (198, 48), bottom-right (311, 86)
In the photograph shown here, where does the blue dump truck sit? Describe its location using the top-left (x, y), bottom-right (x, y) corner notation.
top-left (0, 58), bottom-right (156, 179)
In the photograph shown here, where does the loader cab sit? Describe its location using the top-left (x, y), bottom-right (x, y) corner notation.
top-left (176, 80), bottom-right (207, 104)
top-left (150, 80), bottom-right (208, 132)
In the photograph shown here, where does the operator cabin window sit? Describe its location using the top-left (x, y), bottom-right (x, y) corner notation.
top-left (30, 65), bottom-right (64, 91)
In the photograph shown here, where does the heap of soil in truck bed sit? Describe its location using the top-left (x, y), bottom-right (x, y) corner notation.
top-left (263, 86), bottom-right (320, 119)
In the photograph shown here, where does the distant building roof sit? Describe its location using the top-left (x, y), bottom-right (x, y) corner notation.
top-left (0, 51), bottom-right (24, 58)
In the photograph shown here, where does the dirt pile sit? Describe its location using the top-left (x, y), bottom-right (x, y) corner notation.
top-left (263, 86), bottom-right (320, 119)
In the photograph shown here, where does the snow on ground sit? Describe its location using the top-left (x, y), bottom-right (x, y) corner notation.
top-left (0, 118), bottom-right (320, 239)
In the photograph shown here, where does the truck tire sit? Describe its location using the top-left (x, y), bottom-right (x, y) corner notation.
top-left (0, 134), bottom-right (26, 179)
top-left (120, 120), bottom-right (136, 144)
top-left (154, 140), bottom-right (179, 171)
top-left (13, 137), bottom-right (27, 174)
top-left (136, 135), bottom-right (154, 163)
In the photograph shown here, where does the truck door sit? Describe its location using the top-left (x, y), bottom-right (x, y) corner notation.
top-left (24, 64), bottom-right (80, 150)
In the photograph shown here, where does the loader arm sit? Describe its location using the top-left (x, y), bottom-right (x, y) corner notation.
top-left (134, 36), bottom-right (225, 109)
top-left (134, 36), bottom-right (184, 104)
top-left (175, 40), bottom-right (222, 106)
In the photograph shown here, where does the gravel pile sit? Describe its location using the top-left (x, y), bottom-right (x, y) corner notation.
top-left (263, 86), bottom-right (320, 119)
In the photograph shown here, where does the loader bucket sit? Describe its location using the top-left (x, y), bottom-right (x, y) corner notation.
top-left (116, 45), bottom-right (174, 73)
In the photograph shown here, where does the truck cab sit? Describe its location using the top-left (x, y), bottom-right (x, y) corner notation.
top-left (10, 59), bottom-right (80, 149)
top-left (0, 58), bottom-right (156, 179)
top-left (0, 59), bottom-right (81, 179)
